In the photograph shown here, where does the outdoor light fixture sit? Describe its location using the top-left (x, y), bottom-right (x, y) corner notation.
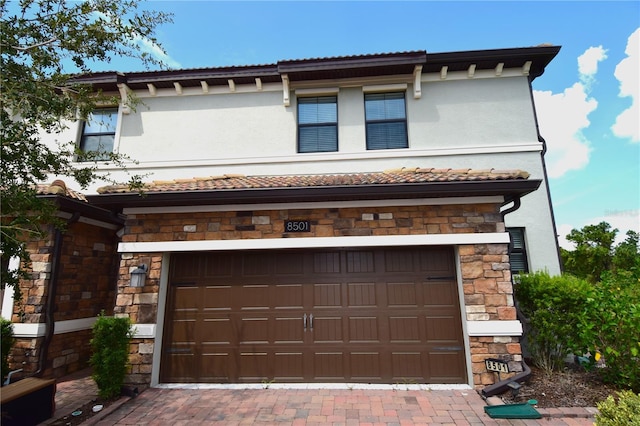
top-left (130, 264), bottom-right (148, 287)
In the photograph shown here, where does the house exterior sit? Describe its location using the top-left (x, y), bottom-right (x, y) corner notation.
top-left (5, 46), bottom-right (562, 389)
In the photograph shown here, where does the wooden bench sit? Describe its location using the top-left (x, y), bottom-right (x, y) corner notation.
top-left (1, 377), bottom-right (56, 426)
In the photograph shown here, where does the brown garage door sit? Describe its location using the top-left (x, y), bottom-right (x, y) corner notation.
top-left (160, 247), bottom-right (466, 384)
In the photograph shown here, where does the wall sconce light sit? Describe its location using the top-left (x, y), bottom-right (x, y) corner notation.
top-left (130, 264), bottom-right (148, 287)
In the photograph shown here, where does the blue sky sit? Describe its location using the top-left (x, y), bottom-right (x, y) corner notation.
top-left (103, 1), bottom-right (640, 248)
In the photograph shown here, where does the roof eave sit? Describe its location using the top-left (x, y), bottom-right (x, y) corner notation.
top-left (87, 179), bottom-right (542, 211)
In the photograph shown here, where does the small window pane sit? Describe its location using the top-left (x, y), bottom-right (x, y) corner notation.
top-left (298, 96), bottom-right (338, 153)
top-left (366, 122), bottom-right (408, 150)
top-left (79, 108), bottom-right (118, 161)
top-left (364, 92), bottom-right (407, 150)
top-left (84, 109), bottom-right (118, 134)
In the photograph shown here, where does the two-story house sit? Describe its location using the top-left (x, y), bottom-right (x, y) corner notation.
top-left (6, 46), bottom-right (562, 389)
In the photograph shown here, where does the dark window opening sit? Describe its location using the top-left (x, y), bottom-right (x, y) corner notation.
top-left (508, 227), bottom-right (529, 274)
top-left (79, 108), bottom-right (118, 161)
top-left (365, 92), bottom-right (408, 150)
top-left (297, 96), bottom-right (338, 153)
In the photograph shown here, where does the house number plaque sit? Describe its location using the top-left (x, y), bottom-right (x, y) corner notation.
top-left (285, 220), bottom-right (311, 232)
top-left (485, 358), bottom-right (510, 374)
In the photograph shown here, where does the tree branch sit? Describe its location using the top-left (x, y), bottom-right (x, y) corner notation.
top-left (10, 37), bottom-right (59, 51)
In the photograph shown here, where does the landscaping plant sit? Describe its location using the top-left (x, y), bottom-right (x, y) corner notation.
top-left (595, 390), bottom-right (640, 426)
top-left (90, 312), bottom-right (133, 399)
top-left (1, 318), bottom-right (15, 380)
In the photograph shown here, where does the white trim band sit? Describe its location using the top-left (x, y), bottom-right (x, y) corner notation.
top-left (123, 196), bottom-right (504, 215)
top-left (133, 324), bottom-right (156, 338)
top-left (466, 320), bottom-right (523, 336)
top-left (119, 232), bottom-right (510, 253)
top-left (12, 317), bottom-right (98, 338)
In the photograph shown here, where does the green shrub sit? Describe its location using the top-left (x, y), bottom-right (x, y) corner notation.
top-left (1, 319), bottom-right (15, 379)
top-left (595, 390), bottom-right (640, 426)
top-left (90, 313), bottom-right (133, 399)
top-left (581, 270), bottom-right (640, 392)
top-left (515, 270), bottom-right (640, 391)
top-left (514, 271), bottom-right (592, 372)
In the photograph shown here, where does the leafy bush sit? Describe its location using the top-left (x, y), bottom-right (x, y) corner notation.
top-left (580, 270), bottom-right (640, 391)
top-left (1, 319), bottom-right (15, 379)
top-left (514, 271), bottom-right (591, 372)
top-left (595, 390), bottom-right (640, 426)
top-left (515, 270), bottom-right (640, 391)
top-left (90, 313), bottom-right (133, 399)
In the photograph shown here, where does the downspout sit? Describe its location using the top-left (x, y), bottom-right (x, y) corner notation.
top-left (528, 77), bottom-right (564, 272)
top-left (33, 212), bottom-right (80, 377)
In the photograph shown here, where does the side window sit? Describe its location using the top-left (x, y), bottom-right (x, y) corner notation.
top-left (297, 96), bottom-right (338, 153)
top-left (79, 108), bottom-right (118, 161)
top-left (364, 92), bottom-right (408, 150)
top-left (508, 228), bottom-right (529, 274)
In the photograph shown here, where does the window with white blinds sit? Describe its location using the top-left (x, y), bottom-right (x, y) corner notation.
top-left (364, 92), bottom-right (408, 150)
top-left (508, 228), bottom-right (529, 273)
top-left (297, 96), bottom-right (338, 153)
top-left (79, 108), bottom-right (118, 161)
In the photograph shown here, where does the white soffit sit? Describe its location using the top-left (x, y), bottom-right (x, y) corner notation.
top-left (118, 232), bottom-right (510, 253)
top-left (122, 196), bottom-right (504, 215)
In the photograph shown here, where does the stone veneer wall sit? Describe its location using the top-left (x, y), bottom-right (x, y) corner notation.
top-left (116, 203), bottom-right (520, 389)
top-left (9, 221), bottom-right (119, 378)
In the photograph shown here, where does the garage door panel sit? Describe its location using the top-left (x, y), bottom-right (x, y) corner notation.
top-left (423, 281), bottom-right (457, 306)
top-left (426, 351), bottom-right (466, 383)
top-left (200, 352), bottom-right (234, 382)
top-left (313, 352), bottom-right (344, 380)
top-left (238, 352), bottom-right (269, 380)
top-left (384, 250), bottom-right (415, 272)
top-left (239, 317), bottom-right (269, 344)
top-left (347, 282), bottom-right (377, 307)
top-left (168, 319), bottom-right (196, 342)
top-left (172, 286), bottom-right (199, 310)
top-left (387, 282), bottom-right (418, 307)
top-left (425, 316), bottom-right (462, 341)
top-left (274, 352), bottom-right (304, 380)
top-left (313, 283), bottom-right (342, 307)
top-left (313, 252), bottom-right (341, 273)
top-left (273, 284), bottom-right (304, 309)
top-left (391, 352), bottom-right (423, 379)
top-left (312, 316), bottom-right (343, 342)
top-left (236, 285), bottom-right (269, 310)
top-left (274, 317), bottom-right (305, 343)
top-left (275, 253), bottom-right (305, 275)
top-left (388, 316), bottom-right (421, 342)
top-left (202, 318), bottom-right (233, 344)
top-left (203, 253), bottom-right (234, 278)
top-left (346, 251), bottom-right (375, 273)
top-left (203, 286), bottom-right (232, 311)
top-left (162, 353), bottom-right (197, 382)
top-left (348, 317), bottom-right (380, 342)
top-left (350, 352), bottom-right (381, 379)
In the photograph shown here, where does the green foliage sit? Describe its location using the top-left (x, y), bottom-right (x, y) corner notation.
top-left (580, 270), bottom-right (640, 391)
top-left (561, 222), bottom-right (640, 283)
top-left (1, 319), bottom-right (15, 379)
top-left (515, 271), bottom-right (592, 372)
top-left (0, 0), bottom-right (171, 294)
top-left (90, 313), bottom-right (133, 399)
top-left (515, 270), bottom-right (640, 391)
top-left (595, 391), bottom-right (640, 426)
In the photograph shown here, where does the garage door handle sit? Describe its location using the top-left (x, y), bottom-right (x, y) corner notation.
top-left (303, 313), bottom-right (307, 331)
top-left (309, 313), bottom-right (314, 331)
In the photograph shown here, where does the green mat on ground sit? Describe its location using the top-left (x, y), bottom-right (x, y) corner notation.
top-left (484, 403), bottom-right (542, 419)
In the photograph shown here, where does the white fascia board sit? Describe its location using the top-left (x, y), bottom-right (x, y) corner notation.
top-left (12, 318), bottom-right (156, 338)
top-left (89, 143), bottom-right (543, 173)
top-left (118, 232), bottom-right (510, 253)
top-left (466, 320), bottom-right (523, 336)
top-left (123, 196), bottom-right (504, 215)
top-left (423, 68), bottom-right (525, 82)
top-left (12, 317), bottom-right (99, 337)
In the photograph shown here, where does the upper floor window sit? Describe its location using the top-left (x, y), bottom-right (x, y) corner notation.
top-left (365, 92), bottom-right (408, 150)
top-left (508, 227), bottom-right (529, 274)
top-left (79, 108), bottom-right (118, 161)
top-left (297, 96), bottom-right (338, 153)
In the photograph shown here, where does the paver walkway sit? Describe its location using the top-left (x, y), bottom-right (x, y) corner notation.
top-left (40, 369), bottom-right (597, 425)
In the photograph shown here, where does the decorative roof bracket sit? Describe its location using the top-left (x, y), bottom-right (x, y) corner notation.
top-left (282, 74), bottom-right (290, 106)
top-left (413, 65), bottom-right (422, 99)
top-left (116, 83), bottom-right (132, 114)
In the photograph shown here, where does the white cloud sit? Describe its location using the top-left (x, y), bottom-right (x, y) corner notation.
top-left (534, 83), bottom-right (596, 178)
top-left (134, 35), bottom-right (182, 69)
top-left (612, 28), bottom-right (640, 143)
top-left (534, 46), bottom-right (608, 179)
top-left (557, 209), bottom-right (640, 250)
top-left (577, 45), bottom-right (607, 88)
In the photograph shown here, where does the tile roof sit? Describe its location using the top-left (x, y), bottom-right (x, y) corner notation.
top-left (97, 168), bottom-right (531, 194)
top-left (37, 180), bottom-right (88, 202)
